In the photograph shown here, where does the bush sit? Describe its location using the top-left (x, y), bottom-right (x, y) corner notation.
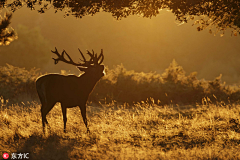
top-left (91, 60), bottom-right (240, 105)
top-left (1, 60), bottom-right (240, 105)
top-left (0, 64), bottom-right (40, 103)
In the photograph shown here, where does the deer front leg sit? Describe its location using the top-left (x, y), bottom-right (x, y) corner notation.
top-left (80, 105), bottom-right (90, 133)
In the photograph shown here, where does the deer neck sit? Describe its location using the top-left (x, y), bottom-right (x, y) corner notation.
top-left (77, 73), bottom-right (100, 94)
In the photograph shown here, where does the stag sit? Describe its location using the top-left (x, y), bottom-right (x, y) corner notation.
top-left (36, 47), bottom-right (104, 133)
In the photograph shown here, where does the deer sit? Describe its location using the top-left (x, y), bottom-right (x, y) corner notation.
top-left (36, 47), bottom-right (104, 133)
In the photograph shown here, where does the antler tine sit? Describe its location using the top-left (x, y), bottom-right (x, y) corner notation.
top-left (51, 47), bottom-right (60, 56)
top-left (79, 58), bottom-right (84, 62)
top-left (78, 48), bottom-right (86, 62)
top-left (86, 50), bottom-right (94, 58)
top-left (89, 49), bottom-right (98, 64)
top-left (97, 49), bottom-right (103, 61)
top-left (98, 49), bottom-right (104, 64)
top-left (52, 47), bottom-right (85, 66)
top-left (52, 47), bottom-right (61, 64)
top-left (86, 50), bottom-right (95, 63)
top-left (63, 50), bottom-right (75, 63)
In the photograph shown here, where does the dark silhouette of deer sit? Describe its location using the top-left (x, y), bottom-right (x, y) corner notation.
top-left (36, 47), bottom-right (104, 133)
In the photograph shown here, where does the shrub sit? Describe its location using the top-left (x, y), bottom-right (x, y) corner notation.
top-left (1, 60), bottom-right (240, 105)
top-left (0, 64), bottom-right (40, 103)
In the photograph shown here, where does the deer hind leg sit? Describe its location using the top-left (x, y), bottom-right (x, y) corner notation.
top-left (41, 102), bottom-right (55, 133)
top-left (37, 84), bottom-right (51, 133)
top-left (38, 94), bottom-right (48, 133)
top-left (79, 105), bottom-right (90, 133)
top-left (41, 106), bottom-right (48, 133)
top-left (61, 105), bottom-right (67, 133)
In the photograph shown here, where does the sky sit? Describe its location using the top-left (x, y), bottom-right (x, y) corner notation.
top-left (2, 6), bottom-right (240, 84)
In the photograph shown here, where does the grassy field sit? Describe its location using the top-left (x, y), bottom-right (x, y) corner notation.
top-left (1, 100), bottom-right (240, 160)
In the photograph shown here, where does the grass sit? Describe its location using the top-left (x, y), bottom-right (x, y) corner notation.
top-left (1, 100), bottom-right (240, 160)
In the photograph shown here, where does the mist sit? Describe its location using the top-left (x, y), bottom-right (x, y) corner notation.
top-left (1, 7), bottom-right (240, 84)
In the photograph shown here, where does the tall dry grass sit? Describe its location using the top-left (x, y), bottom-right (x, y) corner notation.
top-left (1, 101), bottom-right (240, 159)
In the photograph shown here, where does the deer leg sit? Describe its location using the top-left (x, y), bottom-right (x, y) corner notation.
top-left (41, 103), bottom-right (55, 133)
top-left (41, 106), bottom-right (46, 133)
top-left (80, 105), bottom-right (90, 133)
top-left (41, 108), bottom-right (50, 134)
top-left (61, 106), bottom-right (67, 133)
top-left (39, 93), bottom-right (48, 133)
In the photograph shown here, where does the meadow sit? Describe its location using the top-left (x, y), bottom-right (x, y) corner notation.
top-left (1, 61), bottom-right (240, 159)
top-left (1, 101), bottom-right (240, 159)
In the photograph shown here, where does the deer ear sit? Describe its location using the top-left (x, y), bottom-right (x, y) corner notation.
top-left (77, 66), bottom-right (88, 72)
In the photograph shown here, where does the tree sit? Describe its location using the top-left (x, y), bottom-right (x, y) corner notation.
top-left (0, 0), bottom-right (240, 36)
top-left (0, 25), bottom-right (52, 70)
top-left (0, 12), bottom-right (17, 45)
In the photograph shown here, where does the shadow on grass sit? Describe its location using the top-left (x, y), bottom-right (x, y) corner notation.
top-left (14, 131), bottom-right (101, 160)
top-left (150, 130), bottom-right (240, 152)
top-left (16, 133), bottom-right (75, 160)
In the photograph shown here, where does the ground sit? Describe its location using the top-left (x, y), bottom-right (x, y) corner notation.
top-left (1, 101), bottom-right (240, 160)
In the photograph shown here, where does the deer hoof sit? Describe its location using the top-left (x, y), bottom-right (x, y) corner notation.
top-left (87, 129), bottom-right (90, 133)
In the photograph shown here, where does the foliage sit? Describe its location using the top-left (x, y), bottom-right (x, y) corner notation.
top-left (1, 0), bottom-right (240, 35)
top-left (91, 60), bottom-right (240, 105)
top-left (0, 64), bottom-right (40, 103)
top-left (1, 60), bottom-right (240, 105)
top-left (0, 12), bottom-right (17, 45)
top-left (0, 25), bottom-right (52, 70)
top-left (1, 102), bottom-right (240, 159)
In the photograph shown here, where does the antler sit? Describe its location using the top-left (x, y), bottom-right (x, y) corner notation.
top-left (52, 47), bottom-right (94, 67)
top-left (97, 49), bottom-right (104, 65)
top-left (51, 47), bottom-right (104, 66)
top-left (86, 49), bottom-right (104, 65)
top-left (78, 48), bottom-right (95, 66)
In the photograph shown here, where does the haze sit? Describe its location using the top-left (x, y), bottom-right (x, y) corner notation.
top-left (2, 7), bottom-right (240, 84)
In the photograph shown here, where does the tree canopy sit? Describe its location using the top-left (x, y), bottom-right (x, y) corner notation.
top-left (1, 0), bottom-right (240, 35)
top-left (0, 12), bottom-right (17, 45)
